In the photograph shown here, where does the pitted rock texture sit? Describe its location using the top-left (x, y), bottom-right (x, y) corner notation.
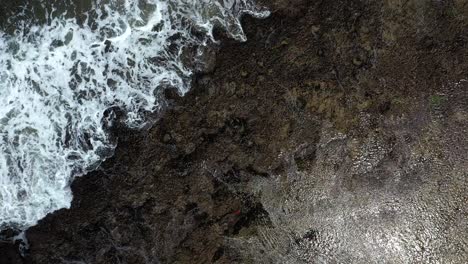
top-left (1, 0), bottom-right (467, 263)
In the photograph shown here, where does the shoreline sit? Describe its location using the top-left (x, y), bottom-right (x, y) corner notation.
top-left (2, 0), bottom-right (468, 263)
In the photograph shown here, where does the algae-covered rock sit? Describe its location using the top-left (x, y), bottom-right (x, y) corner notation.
top-left (2, 0), bottom-right (465, 263)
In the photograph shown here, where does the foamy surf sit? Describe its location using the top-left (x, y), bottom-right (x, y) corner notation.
top-left (0, 0), bottom-right (268, 230)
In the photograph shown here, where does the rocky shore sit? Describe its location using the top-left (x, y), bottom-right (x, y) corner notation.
top-left (2, 0), bottom-right (468, 263)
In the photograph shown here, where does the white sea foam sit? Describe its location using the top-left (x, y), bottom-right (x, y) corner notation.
top-left (0, 0), bottom-right (268, 229)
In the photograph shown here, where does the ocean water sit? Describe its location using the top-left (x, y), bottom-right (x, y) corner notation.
top-left (0, 0), bottom-right (268, 230)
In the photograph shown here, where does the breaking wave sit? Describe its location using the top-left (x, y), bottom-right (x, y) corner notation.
top-left (0, 0), bottom-right (268, 229)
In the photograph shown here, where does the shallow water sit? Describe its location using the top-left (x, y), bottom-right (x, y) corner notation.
top-left (240, 121), bottom-right (468, 263)
top-left (0, 0), bottom-right (268, 230)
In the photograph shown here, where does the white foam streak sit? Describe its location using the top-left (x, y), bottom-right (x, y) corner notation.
top-left (0, 0), bottom-right (269, 229)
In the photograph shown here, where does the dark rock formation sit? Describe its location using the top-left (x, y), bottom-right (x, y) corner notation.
top-left (2, 0), bottom-right (468, 263)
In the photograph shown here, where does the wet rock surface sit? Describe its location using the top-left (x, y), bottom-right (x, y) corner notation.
top-left (2, 0), bottom-right (468, 263)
